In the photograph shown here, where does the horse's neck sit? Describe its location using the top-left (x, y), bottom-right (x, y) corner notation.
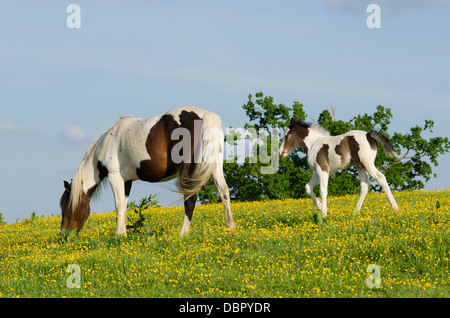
top-left (74, 148), bottom-right (100, 197)
top-left (304, 128), bottom-right (328, 151)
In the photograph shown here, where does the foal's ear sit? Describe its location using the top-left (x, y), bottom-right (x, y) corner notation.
top-left (290, 117), bottom-right (296, 128)
top-left (63, 180), bottom-right (71, 193)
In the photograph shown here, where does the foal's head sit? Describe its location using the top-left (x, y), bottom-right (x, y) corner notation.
top-left (279, 118), bottom-right (311, 157)
top-left (60, 180), bottom-right (91, 236)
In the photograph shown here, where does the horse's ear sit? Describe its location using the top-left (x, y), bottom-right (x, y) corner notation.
top-left (290, 118), bottom-right (296, 128)
top-left (63, 180), bottom-right (71, 193)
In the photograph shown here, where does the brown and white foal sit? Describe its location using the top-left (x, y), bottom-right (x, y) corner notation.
top-left (279, 118), bottom-right (399, 216)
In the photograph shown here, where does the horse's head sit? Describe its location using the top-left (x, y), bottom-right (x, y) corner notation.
top-left (279, 118), bottom-right (310, 157)
top-left (60, 180), bottom-right (91, 237)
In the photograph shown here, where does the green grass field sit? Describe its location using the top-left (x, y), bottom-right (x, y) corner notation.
top-left (0, 190), bottom-right (449, 298)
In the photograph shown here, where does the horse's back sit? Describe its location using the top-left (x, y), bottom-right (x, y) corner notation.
top-left (309, 130), bottom-right (377, 172)
top-left (166, 106), bottom-right (209, 121)
top-left (344, 130), bottom-right (377, 152)
top-left (94, 106), bottom-right (220, 182)
top-left (92, 114), bottom-right (160, 178)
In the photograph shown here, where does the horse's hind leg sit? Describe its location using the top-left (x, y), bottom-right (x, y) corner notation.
top-left (365, 164), bottom-right (399, 210)
top-left (180, 194), bottom-right (197, 237)
top-left (318, 171), bottom-right (329, 216)
top-left (356, 168), bottom-right (369, 211)
top-left (213, 163), bottom-right (236, 230)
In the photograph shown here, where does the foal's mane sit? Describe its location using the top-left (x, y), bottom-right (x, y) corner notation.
top-left (292, 119), bottom-right (330, 136)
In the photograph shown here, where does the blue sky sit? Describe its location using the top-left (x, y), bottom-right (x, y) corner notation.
top-left (1, 0), bottom-right (449, 222)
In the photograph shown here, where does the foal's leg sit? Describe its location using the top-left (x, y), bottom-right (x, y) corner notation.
top-left (318, 171), bottom-right (329, 216)
top-left (108, 173), bottom-right (128, 235)
top-left (356, 168), bottom-right (369, 211)
top-left (213, 163), bottom-right (236, 230)
top-left (365, 164), bottom-right (399, 210)
top-left (305, 173), bottom-right (321, 210)
top-left (180, 194), bottom-right (197, 237)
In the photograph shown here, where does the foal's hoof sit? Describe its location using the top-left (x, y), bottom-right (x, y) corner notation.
top-left (227, 221), bottom-right (237, 230)
top-left (314, 212), bottom-right (324, 226)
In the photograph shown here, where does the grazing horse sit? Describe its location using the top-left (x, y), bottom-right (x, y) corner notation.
top-left (279, 118), bottom-right (399, 216)
top-left (60, 106), bottom-right (236, 237)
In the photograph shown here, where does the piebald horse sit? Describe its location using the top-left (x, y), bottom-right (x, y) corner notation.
top-left (279, 118), bottom-right (399, 216)
top-left (60, 106), bottom-right (236, 237)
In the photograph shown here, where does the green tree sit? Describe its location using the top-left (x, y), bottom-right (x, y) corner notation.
top-left (0, 213), bottom-right (6, 226)
top-left (198, 92), bottom-right (450, 203)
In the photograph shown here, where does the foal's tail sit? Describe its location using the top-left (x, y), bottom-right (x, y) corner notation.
top-left (368, 130), bottom-right (397, 157)
top-left (176, 112), bottom-right (224, 200)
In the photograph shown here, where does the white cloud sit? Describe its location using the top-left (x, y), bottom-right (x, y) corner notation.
top-left (58, 125), bottom-right (88, 143)
top-left (0, 123), bottom-right (33, 134)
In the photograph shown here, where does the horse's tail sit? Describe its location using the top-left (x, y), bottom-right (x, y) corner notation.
top-left (368, 130), bottom-right (397, 157)
top-left (176, 112), bottom-right (224, 200)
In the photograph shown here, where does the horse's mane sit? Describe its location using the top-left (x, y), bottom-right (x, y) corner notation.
top-left (69, 142), bottom-right (95, 210)
top-left (292, 119), bottom-right (310, 128)
top-left (292, 119), bottom-right (330, 136)
top-left (309, 124), bottom-right (330, 136)
top-left (68, 124), bottom-right (113, 210)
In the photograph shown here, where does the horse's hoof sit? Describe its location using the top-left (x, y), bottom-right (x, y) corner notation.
top-left (227, 222), bottom-right (237, 230)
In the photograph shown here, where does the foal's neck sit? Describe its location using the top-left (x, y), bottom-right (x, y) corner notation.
top-left (303, 127), bottom-right (329, 152)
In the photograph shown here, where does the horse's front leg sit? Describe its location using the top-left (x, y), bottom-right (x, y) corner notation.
top-left (305, 173), bottom-right (322, 210)
top-left (108, 173), bottom-right (128, 236)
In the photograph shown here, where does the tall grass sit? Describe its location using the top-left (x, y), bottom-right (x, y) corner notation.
top-left (0, 190), bottom-right (449, 297)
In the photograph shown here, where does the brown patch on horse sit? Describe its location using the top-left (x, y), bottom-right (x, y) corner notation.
top-left (347, 136), bottom-right (364, 168)
top-left (366, 132), bottom-right (378, 151)
top-left (125, 180), bottom-right (133, 197)
top-left (335, 136), bottom-right (365, 169)
top-left (174, 111), bottom-right (205, 191)
top-left (285, 118), bottom-right (310, 153)
top-left (293, 125), bottom-right (310, 153)
top-left (283, 130), bottom-right (301, 155)
top-left (316, 144), bottom-right (329, 173)
top-left (136, 114), bottom-right (177, 182)
top-left (60, 181), bottom-right (94, 235)
top-left (136, 111), bottom-right (201, 182)
top-left (178, 110), bottom-right (202, 166)
top-left (97, 161), bottom-right (108, 179)
top-left (335, 137), bottom-right (351, 167)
